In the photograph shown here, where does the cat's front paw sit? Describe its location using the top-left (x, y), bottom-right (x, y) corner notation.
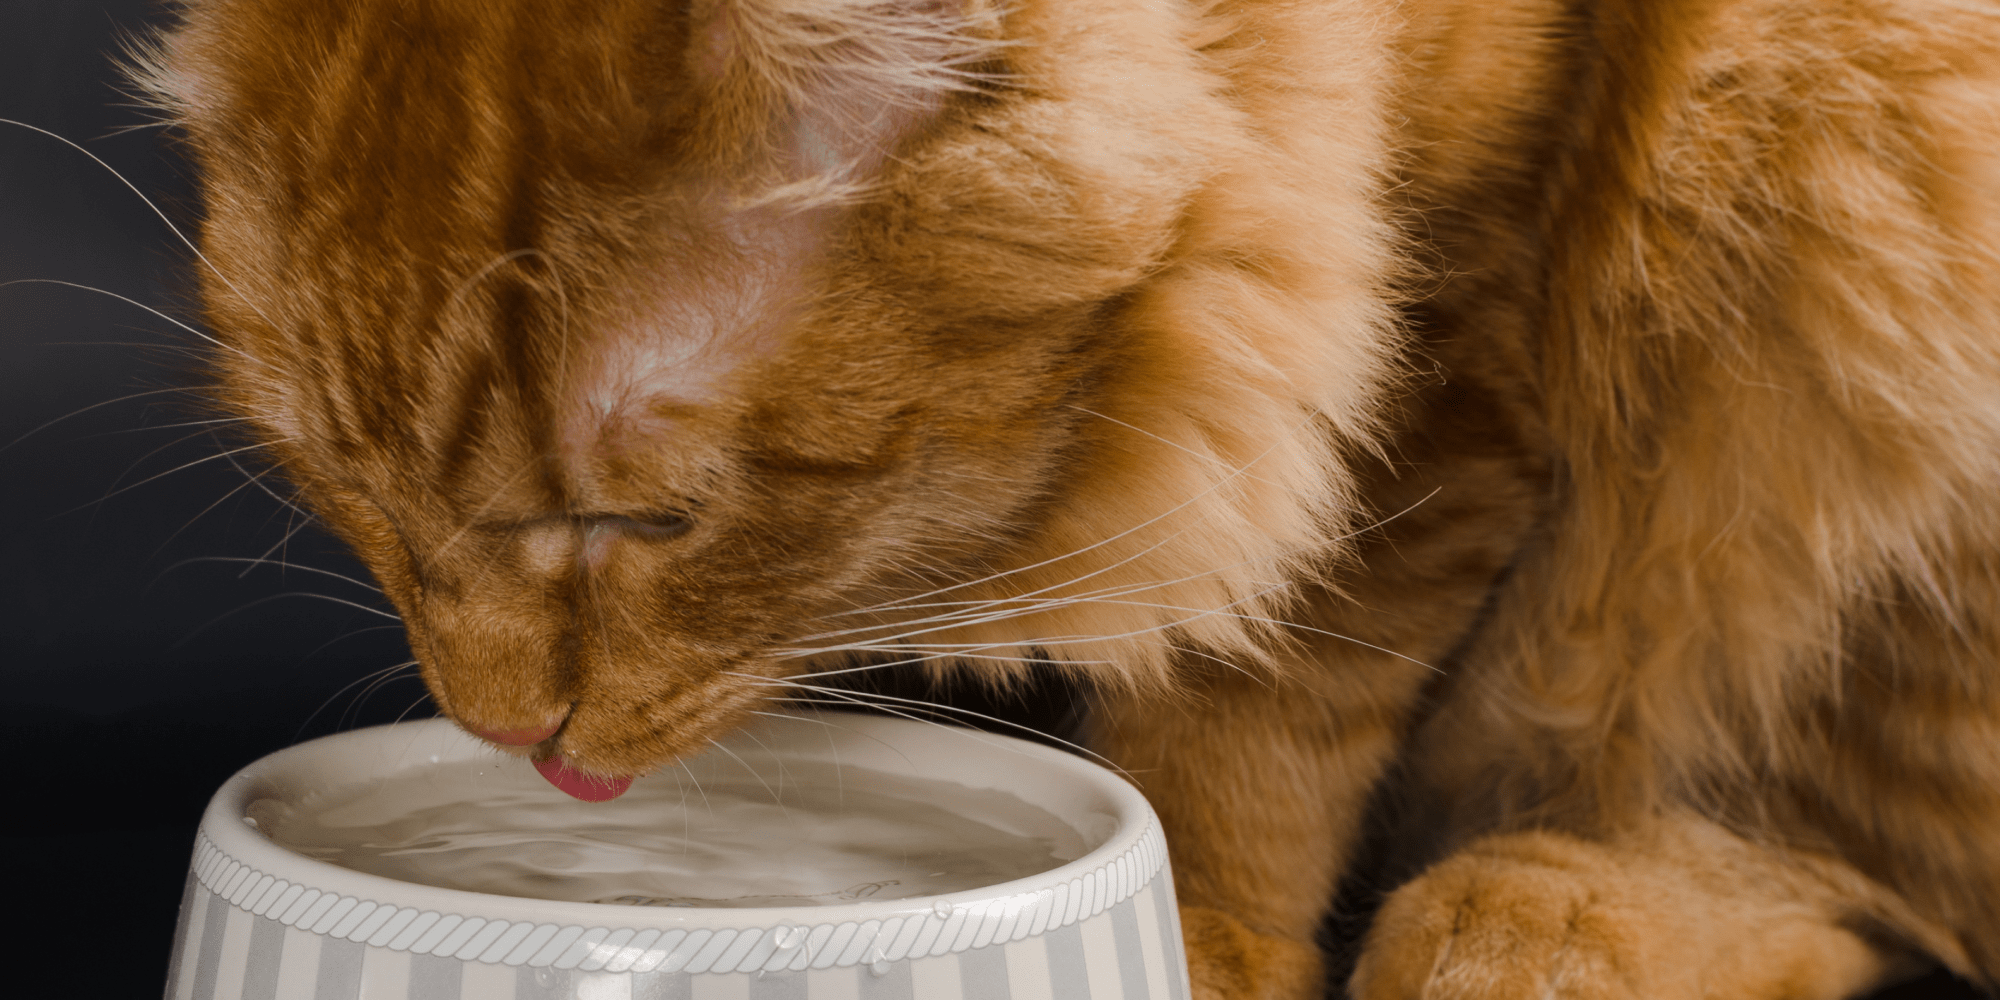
top-left (1180, 904), bottom-right (1324, 1000)
top-left (1348, 829), bottom-right (1892, 1000)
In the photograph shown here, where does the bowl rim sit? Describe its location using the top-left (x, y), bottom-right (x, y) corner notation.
top-left (190, 712), bottom-right (1172, 973)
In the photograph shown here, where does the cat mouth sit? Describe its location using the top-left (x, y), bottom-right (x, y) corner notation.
top-left (451, 665), bottom-right (774, 803)
top-left (463, 708), bottom-right (636, 802)
top-left (530, 756), bottom-right (636, 803)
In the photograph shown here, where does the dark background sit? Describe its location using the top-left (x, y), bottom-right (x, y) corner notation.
top-left (3, 1), bottom-right (436, 993)
top-left (0, 2), bottom-right (1984, 997)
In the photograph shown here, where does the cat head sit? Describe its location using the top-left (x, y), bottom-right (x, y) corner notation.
top-left (134, 0), bottom-right (1401, 793)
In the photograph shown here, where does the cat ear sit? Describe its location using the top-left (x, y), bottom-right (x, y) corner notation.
top-left (695, 0), bottom-right (1011, 202)
top-left (556, 0), bottom-right (1016, 441)
top-left (698, 0), bottom-right (1007, 102)
top-left (120, 25), bottom-right (215, 126)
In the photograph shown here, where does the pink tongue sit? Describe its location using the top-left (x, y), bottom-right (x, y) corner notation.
top-left (533, 757), bottom-right (634, 802)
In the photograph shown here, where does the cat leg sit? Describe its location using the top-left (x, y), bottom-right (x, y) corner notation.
top-left (1096, 652), bottom-right (1431, 1000)
top-left (1350, 815), bottom-right (1915, 1000)
top-left (1782, 564), bottom-right (2000, 983)
top-left (1342, 0), bottom-right (2000, 995)
top-left (1093, 412), bottom-right (1548, 997)
top-left (1092, 330), bottom-right (1551, 997)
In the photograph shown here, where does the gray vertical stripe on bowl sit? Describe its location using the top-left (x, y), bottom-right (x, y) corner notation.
top-left (241, 906), bottom-right (286, 1000)
top-left (747, 968), bottom-right (809, 999)
top-left (1042, 921), bottom-right (1089, 1000)
top-left (192, 892), bottom-right (230, 1000)
top-left (958, 939), bottom-right (1010, 1000)
top-left (314, 937), bottom-right (362, 1000)
top-left (411, 953), bottom-right (464, 998)
top-left (517, 964), bottom-right (570, 998)
top-left (1149, 880), bottom-right (1187, 1000)
top-left (858, 950), bottom-right (914, 1000)
top-left (1108, 894), bottom-right (1149, 1000)
top-left (170, 878), bottom-right (210, 1000)
top-left (634, 969), bottom-right (693, 1000)
top-left (167, 869), bottom-right (199, 996)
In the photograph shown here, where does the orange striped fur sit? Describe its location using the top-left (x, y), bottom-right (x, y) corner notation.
top-left (138, 0), bottom-right (2000, 996)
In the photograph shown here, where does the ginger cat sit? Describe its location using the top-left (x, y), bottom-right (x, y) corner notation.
top-left (134, 0), bottom-right (2000, 996)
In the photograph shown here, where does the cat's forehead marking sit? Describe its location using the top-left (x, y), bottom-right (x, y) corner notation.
top-left (557, 1), bottom-right (967, 468)
top-left (568, 202), bottom-right (823, 415)
top-left (557, 202), bottom-right (829, 469)
top-left (152, 0), bottom-right (1004, 505)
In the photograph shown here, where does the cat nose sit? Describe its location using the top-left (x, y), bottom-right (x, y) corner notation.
top-left (467, 710), bottom-right (569, 747)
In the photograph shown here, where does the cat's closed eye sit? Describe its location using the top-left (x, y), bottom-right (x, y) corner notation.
top-left (583, 512), bottom-right (693, 540)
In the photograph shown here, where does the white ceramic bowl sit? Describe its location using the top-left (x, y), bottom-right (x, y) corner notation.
top-left (165, 713), bottom-right (1190, 999)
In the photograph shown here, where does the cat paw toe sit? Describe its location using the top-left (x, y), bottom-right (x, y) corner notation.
top-left (1350, 839), bottom-right (1642, 1000)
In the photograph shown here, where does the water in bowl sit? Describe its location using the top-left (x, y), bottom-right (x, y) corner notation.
top-left (249, 754), bottom-right (1088, 907)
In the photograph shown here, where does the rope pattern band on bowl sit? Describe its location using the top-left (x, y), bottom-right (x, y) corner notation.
top-left (189, 816), bottom-right (1170, 973)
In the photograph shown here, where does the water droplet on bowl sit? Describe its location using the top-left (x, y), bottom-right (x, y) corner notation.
top-left (776, 925), bottom-right (805, 949)
top-left (932, 898), bottom-right (953, 920)
top-left (868, 950), bottom-right (891, 977)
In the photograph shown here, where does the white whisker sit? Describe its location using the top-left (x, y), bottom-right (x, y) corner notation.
top-left (732, 672), bottom-right (1124, 773)
top-left (705, 737), bottom-right (791, 820)
top-left (0, 278), bottom-right (227, 352)
top-left (742, 710), bottom-right (926, 778)
top-left (102, 415), bottom-right (258, 436)
top-left (162, 556), bottom-right (383, 594)
top-left (0, 119), bottom-right (286, 341)
top-left (796, 529), bottom-right (1189, 641)
top-left (1066, 403), bottom-right (1289, 490)
top-left (145, 463), bottom-right (282, 559)
top-left (174, 591), bottom-right (401, 651)
top-left (291, 660), bottom-right (418, 741)
top-left (756, 689), bottom-right (1113, 777)
top-left (780, 578), bottom-right (1426, 683)
top-left (299, 624), bottom-right (409, 662)
top-left (787, 557), bottom-right (1269, 650)
top-left (63, 438), bottom-right (291, 515)
top-left (770, 651), bottom-right (1117, 685)
top-left (1027, 595), bottom-right (1440, 673)
top-left (244, 511), bottom-right (319, 578)
top-left (0, 385), bottom-right (213, 453)
top-left (836, 409), bottom-right (1326, 618)
top-left (812, 484), bottom-right (1443, 644)
top-left (99, 423), bottom-right (252, 496)
top-left (390, 692), bottom-right (437, 727)
top-left (664, 759), bottom-right (715, 828)
top-left (209, 433), bottom-right (315, 521)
